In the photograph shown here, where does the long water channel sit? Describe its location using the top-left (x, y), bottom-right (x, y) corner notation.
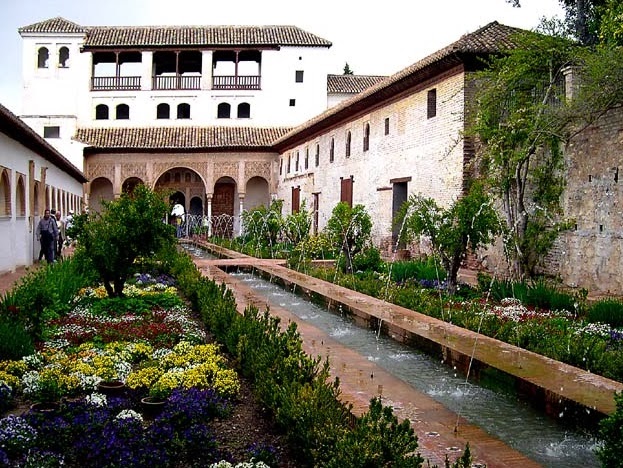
top-left (184, 246), bottom-right (600, 466)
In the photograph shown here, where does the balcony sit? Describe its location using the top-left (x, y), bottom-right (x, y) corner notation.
top-left (91, 76), bottom-right (141, 91)
top-left (212, 75), bottom-right (261, 90)
top-left (153, 75), bottom-right (201, 90)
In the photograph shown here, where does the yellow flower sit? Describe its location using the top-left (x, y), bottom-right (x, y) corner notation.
top-left (0, 371), bottom-right (20, 391)
top-left (0, 360), bottom-right (28, 377)
top-left (126, 367), bottom-right (164, 391)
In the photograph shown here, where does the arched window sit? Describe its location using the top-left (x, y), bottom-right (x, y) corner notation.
top-left (329, 138), bottom-right (335, 163)
top-left (363, 123), bottom-right (370, 151)
top-left (16, 176), bottom-right (26, 216)
top-left (177, 103), bottom-right (191, 119)
top-left (345, 131), bottom-right (351, 158)
top-left (237, 102), bottom-right (250, 119)
top-left (0, 169), bottom-right (10, 216)
top-left (37, 47), bottom-right (49, 68)
top-left (95, 104), bottom-right (109, 120)
top-left (157, 103), bottom-right (170, 119)
top-left (58, 47), bottom-right (70, 68)
top-left (116, 104), bottom-right (130, 120)
top-left (217, 103), bottom-right (231, 119)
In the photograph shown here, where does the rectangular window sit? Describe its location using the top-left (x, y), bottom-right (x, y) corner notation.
top-left (427, 89), bottom-right (437, 119)
top-left (315, 144), bottom-right (320, 167)
top-left (289, 99), bottom-right (296, 107)
top-left (384, 117), bottom-right (390, 135)
top-left (295, 151), bottom-right (300, 172)
top-left (295, 70), bottom-right (304, 83)
top-left (43, 126), bottom-right (60, 138)
top-left (305, 148), bottom-right (309, 170)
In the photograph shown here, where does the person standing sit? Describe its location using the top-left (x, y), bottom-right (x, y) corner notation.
top-left (55, 210), bottom-right (65, 260)
top-left (36, 209), bottom-right (59, 263)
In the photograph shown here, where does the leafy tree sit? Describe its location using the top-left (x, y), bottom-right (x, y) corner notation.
top-left (395, 183), bottom-right (502, 293)
top-left (470, 27), bottom-right (623, 278)
top-left (325, 202), bottom-right (372, 273)
top-left (343, 62), bottom-right (354, 75)
top-left (283, 201), bottom-right (312, 246)
top-left (506, 0), bottom-right (607, 44)
top-left (72, 185), bottom-right (175, 297)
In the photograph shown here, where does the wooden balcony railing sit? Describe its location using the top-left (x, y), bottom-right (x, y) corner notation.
top-left (212, 75), bottom-right (261, 90)
top-left (91, 76), bottom-right (141, 91)
top-left (152, 75), bottom-right (201, 90)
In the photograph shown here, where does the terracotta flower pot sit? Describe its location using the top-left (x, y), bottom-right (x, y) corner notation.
top-left (96, 380), bottom-right (126, 395)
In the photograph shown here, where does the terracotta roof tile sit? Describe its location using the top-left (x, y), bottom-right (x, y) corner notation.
top-left (276, 21), bottom-right (523, 147)
top-left (83, 25), bottom-right (331, 48)
top-left (74, 126), bottom-right (293, 149)
top-left (327, 74), bottom-right (388, 94)
top-left (18, 17), bottom-right (86, 34)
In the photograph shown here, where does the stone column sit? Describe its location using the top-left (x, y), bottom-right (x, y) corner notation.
top-left (238, 195), bottom-right (245, 236)
top-left (207, 195), bottom-right (213, 237)
top-left (141, 51), bottom-right (153, 91)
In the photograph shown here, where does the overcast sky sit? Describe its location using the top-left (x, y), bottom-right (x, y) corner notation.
top-left (0, 0), bottom-right (564, 114)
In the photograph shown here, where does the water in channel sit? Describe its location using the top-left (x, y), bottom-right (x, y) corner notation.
top-left (229, 270), bottom-right (600, 468)
top-left (181, 244), bottom-right (600, 466)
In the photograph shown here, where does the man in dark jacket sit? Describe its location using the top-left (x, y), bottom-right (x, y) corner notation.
top-left (36, 209), bottom-right (59, 263)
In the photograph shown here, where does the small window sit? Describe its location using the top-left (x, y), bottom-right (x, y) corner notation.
top-left (237, 102), bottom-right (251, 119)
top-left (315, 144), bottom-right (319, 167)
top-left (363, 123), bottom-right (370, 151)
top-left (427, 89), bottom-right (437, 119)
top-left (384, 117), bottom-right (390, 135)
top-left (217, 103), bottom-right (231, 119)
top-left (177, 103), bottom-right (191, 119)
top-left (330, 138), bottom-right (335, 163)
top-left (43, 126), bottom-right (60, 138)
top-left (157, 103), bottom-right (170, 119)
top-left (289, 99), bottom-right (296, 107)
top-left (295, 70), bottom-right (304, 83)
top-left (58, 47), bottom-right (69, 68)
top-left (95, 104), bottom-right (109, 120)
top-left (37, 47), bottom-right (49, 68)
top-left (345, 131), bottom-right (351, 158)
top-left (116, 104), bottom-right (130, 120)
top-left (304, 148), bottom-right (309, 170)
top-left (287, 154), bottom-right (291, 173)
top-left (280, 158), bottom-right (283, 176)
top-left (295, 151), bottom-right (300, 172)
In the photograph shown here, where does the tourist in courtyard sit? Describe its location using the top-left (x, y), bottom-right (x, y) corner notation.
top-left (36, 209), bottom-right (58, 263)
top-left (55, 210), bottom-right (65, 259)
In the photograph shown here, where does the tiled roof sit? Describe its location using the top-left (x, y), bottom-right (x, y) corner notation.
top-left (18, 18), bottom-right (332, 48)
top-left (0, 102), bottom-right (86, 182)
top-left (18, 17), bottom-right (86, 34)
top-left (83, 25), bottom-right (331, 48)
top-left (74, 126), bottom-right (293, 150)
top-left (327, 74), bottom-right (388, 94)
top-left (275, 21), bottom-right (523, 148)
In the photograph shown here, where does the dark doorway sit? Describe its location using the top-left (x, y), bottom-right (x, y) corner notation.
top-left (392, 181), bottom-right (408, 247)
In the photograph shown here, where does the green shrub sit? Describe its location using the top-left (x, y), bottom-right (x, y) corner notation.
top-left (349, 247), bottom-right (383, 273)
top-left (390, 257), bottom-right (446, 283)
top-left (587, 298), bottom-right (623, 327)
top-left (597, 391), bottom-right (623, 467)
top-left (0, 316), bottom-right (34, 360)
top-left (526, 278), bottom-right (576, 312)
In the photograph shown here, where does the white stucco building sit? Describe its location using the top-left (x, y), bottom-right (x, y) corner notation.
top-left (0, 102), bottom-right (86, 274)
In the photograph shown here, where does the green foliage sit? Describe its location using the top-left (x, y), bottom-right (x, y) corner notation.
top-left (326, 202), bottom-right (373, 273)
top-left (327, 397), bottom-right (424, 467)
top-left (597, 0), bottom-right (623, 46)
top-left (341, 246), bottom-right (383, 273)
top-left (390, 257), bottom-right (447, 283)
top-left (283, 201), bottom-right (312, 246)
top-left (597, 391), bottom-right (623, 467)
top-left (587, 298), bottom-right (623, 327)
top-left (395, 183), bottom-right (501, 292)
top-left (72, 185), bottom-right (175, 297)
top-left (0, 259), bottom-right (94, 342)
top-left (0, 316), bottom-right (34, 360)
top-left (241, 199), bottom-right (284, 248)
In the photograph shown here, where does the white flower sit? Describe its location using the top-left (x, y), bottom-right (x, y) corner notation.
top-left (115, 409), bottom-right (143, 422)
top-left (85, 392), bottom-right (107, 407)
